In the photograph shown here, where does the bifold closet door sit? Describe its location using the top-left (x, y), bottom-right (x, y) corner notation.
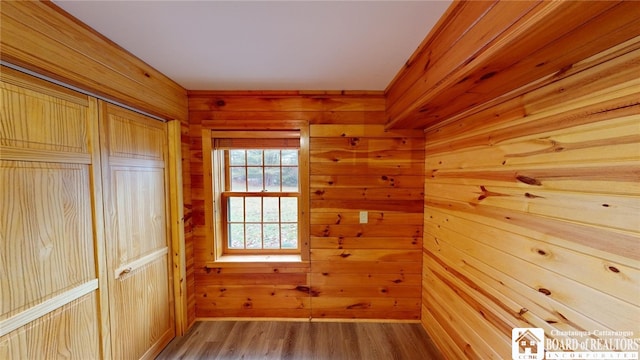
top-left (99, 102), bottom-right (175, 359)
top-left (0, 67), bottom-right (109, 358)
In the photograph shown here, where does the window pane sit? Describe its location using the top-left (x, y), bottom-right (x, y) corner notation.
top-left (281, 224), bottom-right (298, 248)
top-left (245, 224), bottom-right (262, 249)
top-left (264, 150), bottom-right (280, 165)
top-left (245, 197), bottom-right (261, 222)
top-left (230, 167), bottom-right (246, 191)
top-left (281, 197), bottom-right (297, 222)
top-left (282, 167), bottom-right (298, 191)
top-left (222, 145), bottom-right (302, 253)
top-left (247, 167), bottom-right (263, 192)
top-left (229, 150), bottom-right (246, 165)
top-left (264, 167), bottom-right (281, 192)
top-left (228, 224), bottom-right (244, 249)
top-left (247, 150), bottom-right (263, 165)
top-left (281, 150), bottom-right (298, 165)
top-left (228, 197), bottom-right (244, 222)
top-left (263, 197), bottom-right (279, 222)
top-left (263, 224), bottom-right (280, 248)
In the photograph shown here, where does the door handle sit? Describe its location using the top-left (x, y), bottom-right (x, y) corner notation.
top-left (118, 267), bottom-right (132, 278)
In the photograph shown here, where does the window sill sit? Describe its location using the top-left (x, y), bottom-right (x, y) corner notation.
top-left (213, 254), bottom-right (303, 264)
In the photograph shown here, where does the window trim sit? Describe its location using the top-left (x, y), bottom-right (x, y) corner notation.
top-left (201, 124), bottom-right (310, 263)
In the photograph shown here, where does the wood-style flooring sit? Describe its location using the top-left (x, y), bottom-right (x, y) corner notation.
top-left (156, 321), bottom-right (444, 360)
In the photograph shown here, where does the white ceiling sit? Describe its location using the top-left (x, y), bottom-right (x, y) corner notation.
top-left (53, 1), bottom-right (451, 91)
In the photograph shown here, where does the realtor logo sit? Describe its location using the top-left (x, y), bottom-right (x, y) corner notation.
top-left (512, 328), bottom-right (544, 360)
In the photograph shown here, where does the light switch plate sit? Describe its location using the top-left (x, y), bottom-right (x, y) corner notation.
top-left (359, 211), bottom-right (368, 224)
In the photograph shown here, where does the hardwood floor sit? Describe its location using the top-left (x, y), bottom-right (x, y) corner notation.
top-left (156, 321), bottom-right (444, 359)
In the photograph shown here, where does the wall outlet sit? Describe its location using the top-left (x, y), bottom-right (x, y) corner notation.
top-left (359, 211), bottom-right (368, 224)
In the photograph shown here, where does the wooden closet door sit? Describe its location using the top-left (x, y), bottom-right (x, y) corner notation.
top-left (0, 67), bottom-right (109, 358)
top-left (99, 102), bottom-right (175, 359)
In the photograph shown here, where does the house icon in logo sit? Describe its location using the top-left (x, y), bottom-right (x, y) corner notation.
top-left (516, 329), bottom-right (541, 354)
top-left (512, 328), bottom-right (544, 360)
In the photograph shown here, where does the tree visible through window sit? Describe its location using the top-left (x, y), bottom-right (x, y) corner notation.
top-left (223, 149), bottom-right (300, 252)
top-left (205, 128), bottom-right (309, 261)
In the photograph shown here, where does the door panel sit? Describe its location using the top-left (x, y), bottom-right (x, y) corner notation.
top-left (0, 66), bottom-right (107, 359)
top-left (100, 102), bottom-right (174, 360)
top-left (110, 258), bottom-right (172, 359)
top-left (0, 79), bottom-right (89, 153)
top-left (107, 113), bottom-right (165, 161)
top-left (0, 161), bottom-right (95, 319)
top-left (0, 293), bottom-right (101, 359)
top-left (112, 167), bottom-right (167, 265)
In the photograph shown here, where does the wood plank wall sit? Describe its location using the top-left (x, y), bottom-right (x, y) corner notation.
top-left (182, 122), bottom-right (196, 327)
top-left (386, 1), bottom-right (640, 130)
top-left (188, 92), bottom-right (425, 319)
top-left (421, 36), bottom-right (640, 359)
top-left (0, 1), bottom-right (188, 122)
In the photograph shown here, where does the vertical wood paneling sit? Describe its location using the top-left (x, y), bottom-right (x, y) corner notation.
top-left (168, 120), bottom-right (188, 335)
top-left (421, 37), bottom-right (640, 358)
top-left (188, 92), bottom-right (424, 319)
top-left (176, 116), bottom-right (196, 328)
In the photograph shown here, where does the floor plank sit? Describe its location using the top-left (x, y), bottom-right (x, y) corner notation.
top-left (156, 321), bottom-right (444, 359)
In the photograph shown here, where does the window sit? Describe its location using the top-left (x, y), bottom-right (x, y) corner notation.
top-left (223, 149), bottom-right (299, 252)
top-left (204, 129), bottom-right (309, 260)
